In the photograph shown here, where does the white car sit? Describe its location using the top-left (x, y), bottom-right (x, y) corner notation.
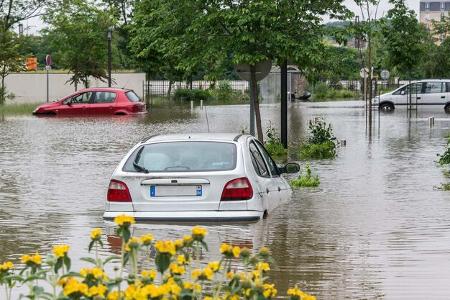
top-left (103, 133), bottom-right (300, 222)
top-left (375, 79), bottom-right (450, 112)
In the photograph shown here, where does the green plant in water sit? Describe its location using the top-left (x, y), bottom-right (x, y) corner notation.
top-left (265, 123), bottom-right (287, 159)
top-left (291, 164), bottom-right (320, 188)
top-left (438, 139), bottom-right (450, 165)
top-left (299, 118), bottom-right (336, 160)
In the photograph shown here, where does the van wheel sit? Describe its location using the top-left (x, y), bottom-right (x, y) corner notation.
top-left (445, 105), bottom-right (450, 114)
top-left (379, 102), bottom-right (394, 112)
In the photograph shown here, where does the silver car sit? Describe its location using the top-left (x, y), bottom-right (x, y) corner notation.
top-left (103, 133), bottom-right (299, 222)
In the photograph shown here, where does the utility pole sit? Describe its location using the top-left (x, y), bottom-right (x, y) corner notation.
top-left (280, 61), bottom-right (288, 148)
top-left (107, 27), bottom-right (112, 87)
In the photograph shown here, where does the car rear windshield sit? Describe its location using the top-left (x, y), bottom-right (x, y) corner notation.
top-left (126, 91), bottom-right (141, 102)
top-left (123, 141), bottom-right (237, 172)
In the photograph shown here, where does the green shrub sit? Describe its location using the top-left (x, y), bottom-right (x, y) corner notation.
top-left (209, 81), bottom-right (249, 104)
top-left (438, 138), bottom-right (450, 165)
top-left (174, 88), bottom-right (211, 102)
top-left (312, 82), bottom-right (357, 101)
top-left (312, 82), bottom-right (328, 100)
top-left (264, 123), bottom-right (287, 158)
top-left (291, 164), bottom-right (320, 188)
top-left (299, 118), bottom-right (337, 159)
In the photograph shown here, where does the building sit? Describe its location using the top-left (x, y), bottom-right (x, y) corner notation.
top-left (420, 1), bottom-right (450, 31)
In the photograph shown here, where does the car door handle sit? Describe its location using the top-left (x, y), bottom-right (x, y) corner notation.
top-left (441, 96), bottom-right (446, 99)
top-left (417, 97), bottom-right (421, 100)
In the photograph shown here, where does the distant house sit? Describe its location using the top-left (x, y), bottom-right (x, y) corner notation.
top-left (420, 0), bottom-right (450, 42)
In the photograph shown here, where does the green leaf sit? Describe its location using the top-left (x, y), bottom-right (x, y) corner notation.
top-left (155, 253), bottom-right (171, 274)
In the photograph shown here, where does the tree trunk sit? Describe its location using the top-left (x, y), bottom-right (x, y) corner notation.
top-left (168, 80), bottom-right (173, 100)
top-left (250, 66), bottom-right (263, 143)
top-left (0, 73), bottom-right (5, 105)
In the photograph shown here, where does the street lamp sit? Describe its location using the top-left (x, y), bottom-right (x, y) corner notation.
top-left (107, 27), bottom-right (113, 87)
top-left (18, 23), bottom-right (23, 36)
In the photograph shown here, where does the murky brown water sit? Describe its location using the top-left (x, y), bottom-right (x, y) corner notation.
top-left (2, 102), bottom-right (450, 299)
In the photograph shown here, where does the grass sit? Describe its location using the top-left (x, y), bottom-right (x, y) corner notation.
top-left (290, 164), bottom-right (320, 188)
top-left (0, 102), bottom-right (40, 115)
top-left (299, 140), bottom-right (336, 160)
top-left (265, 142), bottom-right (287, 160)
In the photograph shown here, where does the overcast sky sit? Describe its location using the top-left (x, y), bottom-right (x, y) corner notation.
top-left (22, 0), bottom-right (420, 35)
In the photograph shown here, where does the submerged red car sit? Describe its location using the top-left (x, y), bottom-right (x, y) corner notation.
top-left (33, 88), bottom-right (146, 116)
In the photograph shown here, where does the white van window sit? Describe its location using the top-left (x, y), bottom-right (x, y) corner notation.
top-left (393, 83), bottom-right (422, 95)
top-left (423, 82), bottom-right (443, 94)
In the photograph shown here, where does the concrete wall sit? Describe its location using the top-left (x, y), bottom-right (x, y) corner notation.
top-left (4, 72), bottom-right (146, 104)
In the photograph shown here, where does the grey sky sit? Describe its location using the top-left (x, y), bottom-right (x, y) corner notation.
top-left (23, 0), bottom-right (421, 35)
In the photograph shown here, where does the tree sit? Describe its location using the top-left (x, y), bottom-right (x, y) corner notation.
top-left (44, 0), bottom-right (115, 89)
top-left (131, 0), bottom-right (350, 142)
top-left (0, 0), bottom-right (48, 104)
top-left (381, 0), bottom-right (429, 79)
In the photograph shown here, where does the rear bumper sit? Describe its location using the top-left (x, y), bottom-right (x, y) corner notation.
top-left (103, 210), bottom-right (263, 222)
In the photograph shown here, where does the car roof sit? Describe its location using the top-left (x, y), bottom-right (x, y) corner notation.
top-left (77, 87), bottom-right (130, 93)
top-left (142, 133), bottom-right (249, 144)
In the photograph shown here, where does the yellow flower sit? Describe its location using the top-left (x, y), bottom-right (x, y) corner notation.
top-left (90, 228), bottom-right (102, 240)
top-left (240, 247), bottom-right (251, 258)
top-left (174, 239), bottom-right (184, 250)
top-left (169, 263), bottom-right (185, 276)
top-left (114, 214), bottom-right (135, 226)
top-left (263, 283), bottom-right (277, 298)
top-left (191, 226), bottom-right (207, 240)
top-left (141, 269), bottom-right (157, 281)
top-left (259, 246), bottom-right (270, 256)
top-left (177, 254), bottom-right (188, 265)
top-left (140, 234), bottom-right (154, 245)
top-left (232, 246), bottom-right (241, 258)
top-left (203, 267), bottom-right (214, 280)
top-left (0, 261), bottom-right (14, 272)
top-left (63, 277), bottom-right (88, 297)
top-left (88, 284), bottom-right (107, 297)
top-left (207, 261), bottom-right (220, 272)
top-left (226, 271), bottom-right (235, 280)
top-left (220, 243), bottom-right (232, 254)
top-left (155, 240), bottom-right (176, 255)
top-left (21, 253), bottom-right (42, 266)
top-left (53, 244), bottom-right (70, 258)
top-left (256, 262), bottom-right (270, 272)
top-left (80, 267), bottom-right (106, 279)
top-left (204, 297), bottom-right (213, 300)
top-left (191, 268), bottom-right (202, 280)
top-left (126, 237), bottom-right (141, 250)
top-left (287, 286), bottom-right (315, 300)
top-left (183, 235), bottom-right (193, 245)
top-left (107, 291), bottom-right (123, 300)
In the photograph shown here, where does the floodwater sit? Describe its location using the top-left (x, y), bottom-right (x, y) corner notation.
top-left (2, 102), bottom-right (450, 299)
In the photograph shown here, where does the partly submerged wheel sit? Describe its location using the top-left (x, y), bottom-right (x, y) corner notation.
top-left (445, 104), bottom-right (450, 114)
top-left (379, 102), bottom-right (394, 112)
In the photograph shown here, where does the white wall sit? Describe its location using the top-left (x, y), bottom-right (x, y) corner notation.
top-left (4, 72), bottom-right (146, 104)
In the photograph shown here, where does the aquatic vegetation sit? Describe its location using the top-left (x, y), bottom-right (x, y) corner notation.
top-left (299, 118), bottom-right (336, 160)
top-left (291, 164), bottom-right (320, 188)
top-left (265, 123), bottom-right (287, 159)
top-left (0, 214), bottom-right (315, 300)
top-left (438, 142), bottom-right (450, 165)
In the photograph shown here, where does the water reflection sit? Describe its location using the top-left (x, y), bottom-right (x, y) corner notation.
top-left (1, 103), bottom-right (450, 298)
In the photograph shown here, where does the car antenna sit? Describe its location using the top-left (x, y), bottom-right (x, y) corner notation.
top-left (205, 106), bottom-right (210, 133)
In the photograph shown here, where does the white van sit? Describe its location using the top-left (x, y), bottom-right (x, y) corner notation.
top-left (375, 79), bottom-right (450, 113)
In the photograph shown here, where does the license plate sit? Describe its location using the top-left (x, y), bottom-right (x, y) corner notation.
top-left (150, 185), bottom-right (202, 197)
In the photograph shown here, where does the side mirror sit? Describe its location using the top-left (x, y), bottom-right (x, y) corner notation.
top-left (400, 90), bottom-right (405, 95)
top-left (279, 162), bottom-right (300, 174)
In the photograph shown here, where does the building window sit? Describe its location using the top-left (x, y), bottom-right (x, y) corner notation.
top-left (430, 2), bottom-right (441, 11)
top-left (445, 2), bottom-right (450, 11)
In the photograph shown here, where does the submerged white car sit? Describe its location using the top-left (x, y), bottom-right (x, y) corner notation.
top-left (103, 133), bottom-right (299, 222)
top-left (375, 79), bottom-right (450, 112)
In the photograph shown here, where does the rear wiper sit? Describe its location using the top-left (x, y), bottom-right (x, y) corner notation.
top-left (133, 146), bottom-right (149, 173)
top-left (133, 161), bottom-right (149, 173)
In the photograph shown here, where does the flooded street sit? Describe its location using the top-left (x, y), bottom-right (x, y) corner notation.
top-left (2, 102), bottom-right (450, 299)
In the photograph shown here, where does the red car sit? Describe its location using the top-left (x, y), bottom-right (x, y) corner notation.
top-left (33, 88), bottom-right (146, 116)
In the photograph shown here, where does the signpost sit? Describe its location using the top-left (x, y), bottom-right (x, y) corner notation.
top-left (45, 55), bottom-right (52, 103)
top-left (235, 60), bottom-right (272, 136)
top-left (380, 69), bottom-right (390, 80)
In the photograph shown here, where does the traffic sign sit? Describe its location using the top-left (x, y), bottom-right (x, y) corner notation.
top-left (360, 67), bottom-right (369, 79)
top-left (45, 54), bottom-right (52, 67)
top-left (380, 69), bottom-right (390, 80)
top-left (235, 60), bottom-right (272, 81)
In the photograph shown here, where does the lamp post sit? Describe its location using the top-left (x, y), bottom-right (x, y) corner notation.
top-left (107, 27), bottom-right (112, 87)
top-left (18, 23), bottom-right (23, 36)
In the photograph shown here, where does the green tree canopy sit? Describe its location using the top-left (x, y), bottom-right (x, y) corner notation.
top-left (44, 0), bottom-right (115, 88)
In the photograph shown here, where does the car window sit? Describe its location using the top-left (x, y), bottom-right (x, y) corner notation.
top-left (446, 82), bottom-right (450, 93)
top-left (123, 142), bottom-right (237, 172)
top-left (249, 142), bottom-right (270, 178)
top-left (253, 140), bottom-right (279, 177)
top-left (393, 83), bottom-right (422, 95)
top-left (126, 91), bottom-right (141, 102)
top-left (423, 82), bottom-right (443, 94)
top-left (70, 92), bottom-right (93, 104)
top-left (93, 92), bottom-right (116, 103)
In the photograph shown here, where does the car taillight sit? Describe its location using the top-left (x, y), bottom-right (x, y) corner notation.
top-left (107, 179), bottom-right (132, 202)
top-left (221, 177), bottom-right (253, 201)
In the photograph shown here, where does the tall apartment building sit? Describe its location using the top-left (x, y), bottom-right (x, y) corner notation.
top-left (420, 1), bottom-right (450, 29)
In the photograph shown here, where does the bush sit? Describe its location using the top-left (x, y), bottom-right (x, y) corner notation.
top-left (438, 138), bottom-right (450, 165)
top-left (299, 118), bottom-right (337, 160)
top-left (0, 215), bottom-right (316, 300)
top-left (174, 88), bottom-right (211, 102)
top-left (209, 81), bottom-right (249, 104)
top-left (312, 82), bottom-right (357, 101)
top-left (264, 123), bottom-right (287, 159)
top-left (291, 164), bottom-right (320, 188)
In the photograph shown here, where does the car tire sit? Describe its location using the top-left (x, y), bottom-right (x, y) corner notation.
top-left (379, 102), bottom-right (394, 112)
top-left (445, 104), bottom-right (450, 114)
